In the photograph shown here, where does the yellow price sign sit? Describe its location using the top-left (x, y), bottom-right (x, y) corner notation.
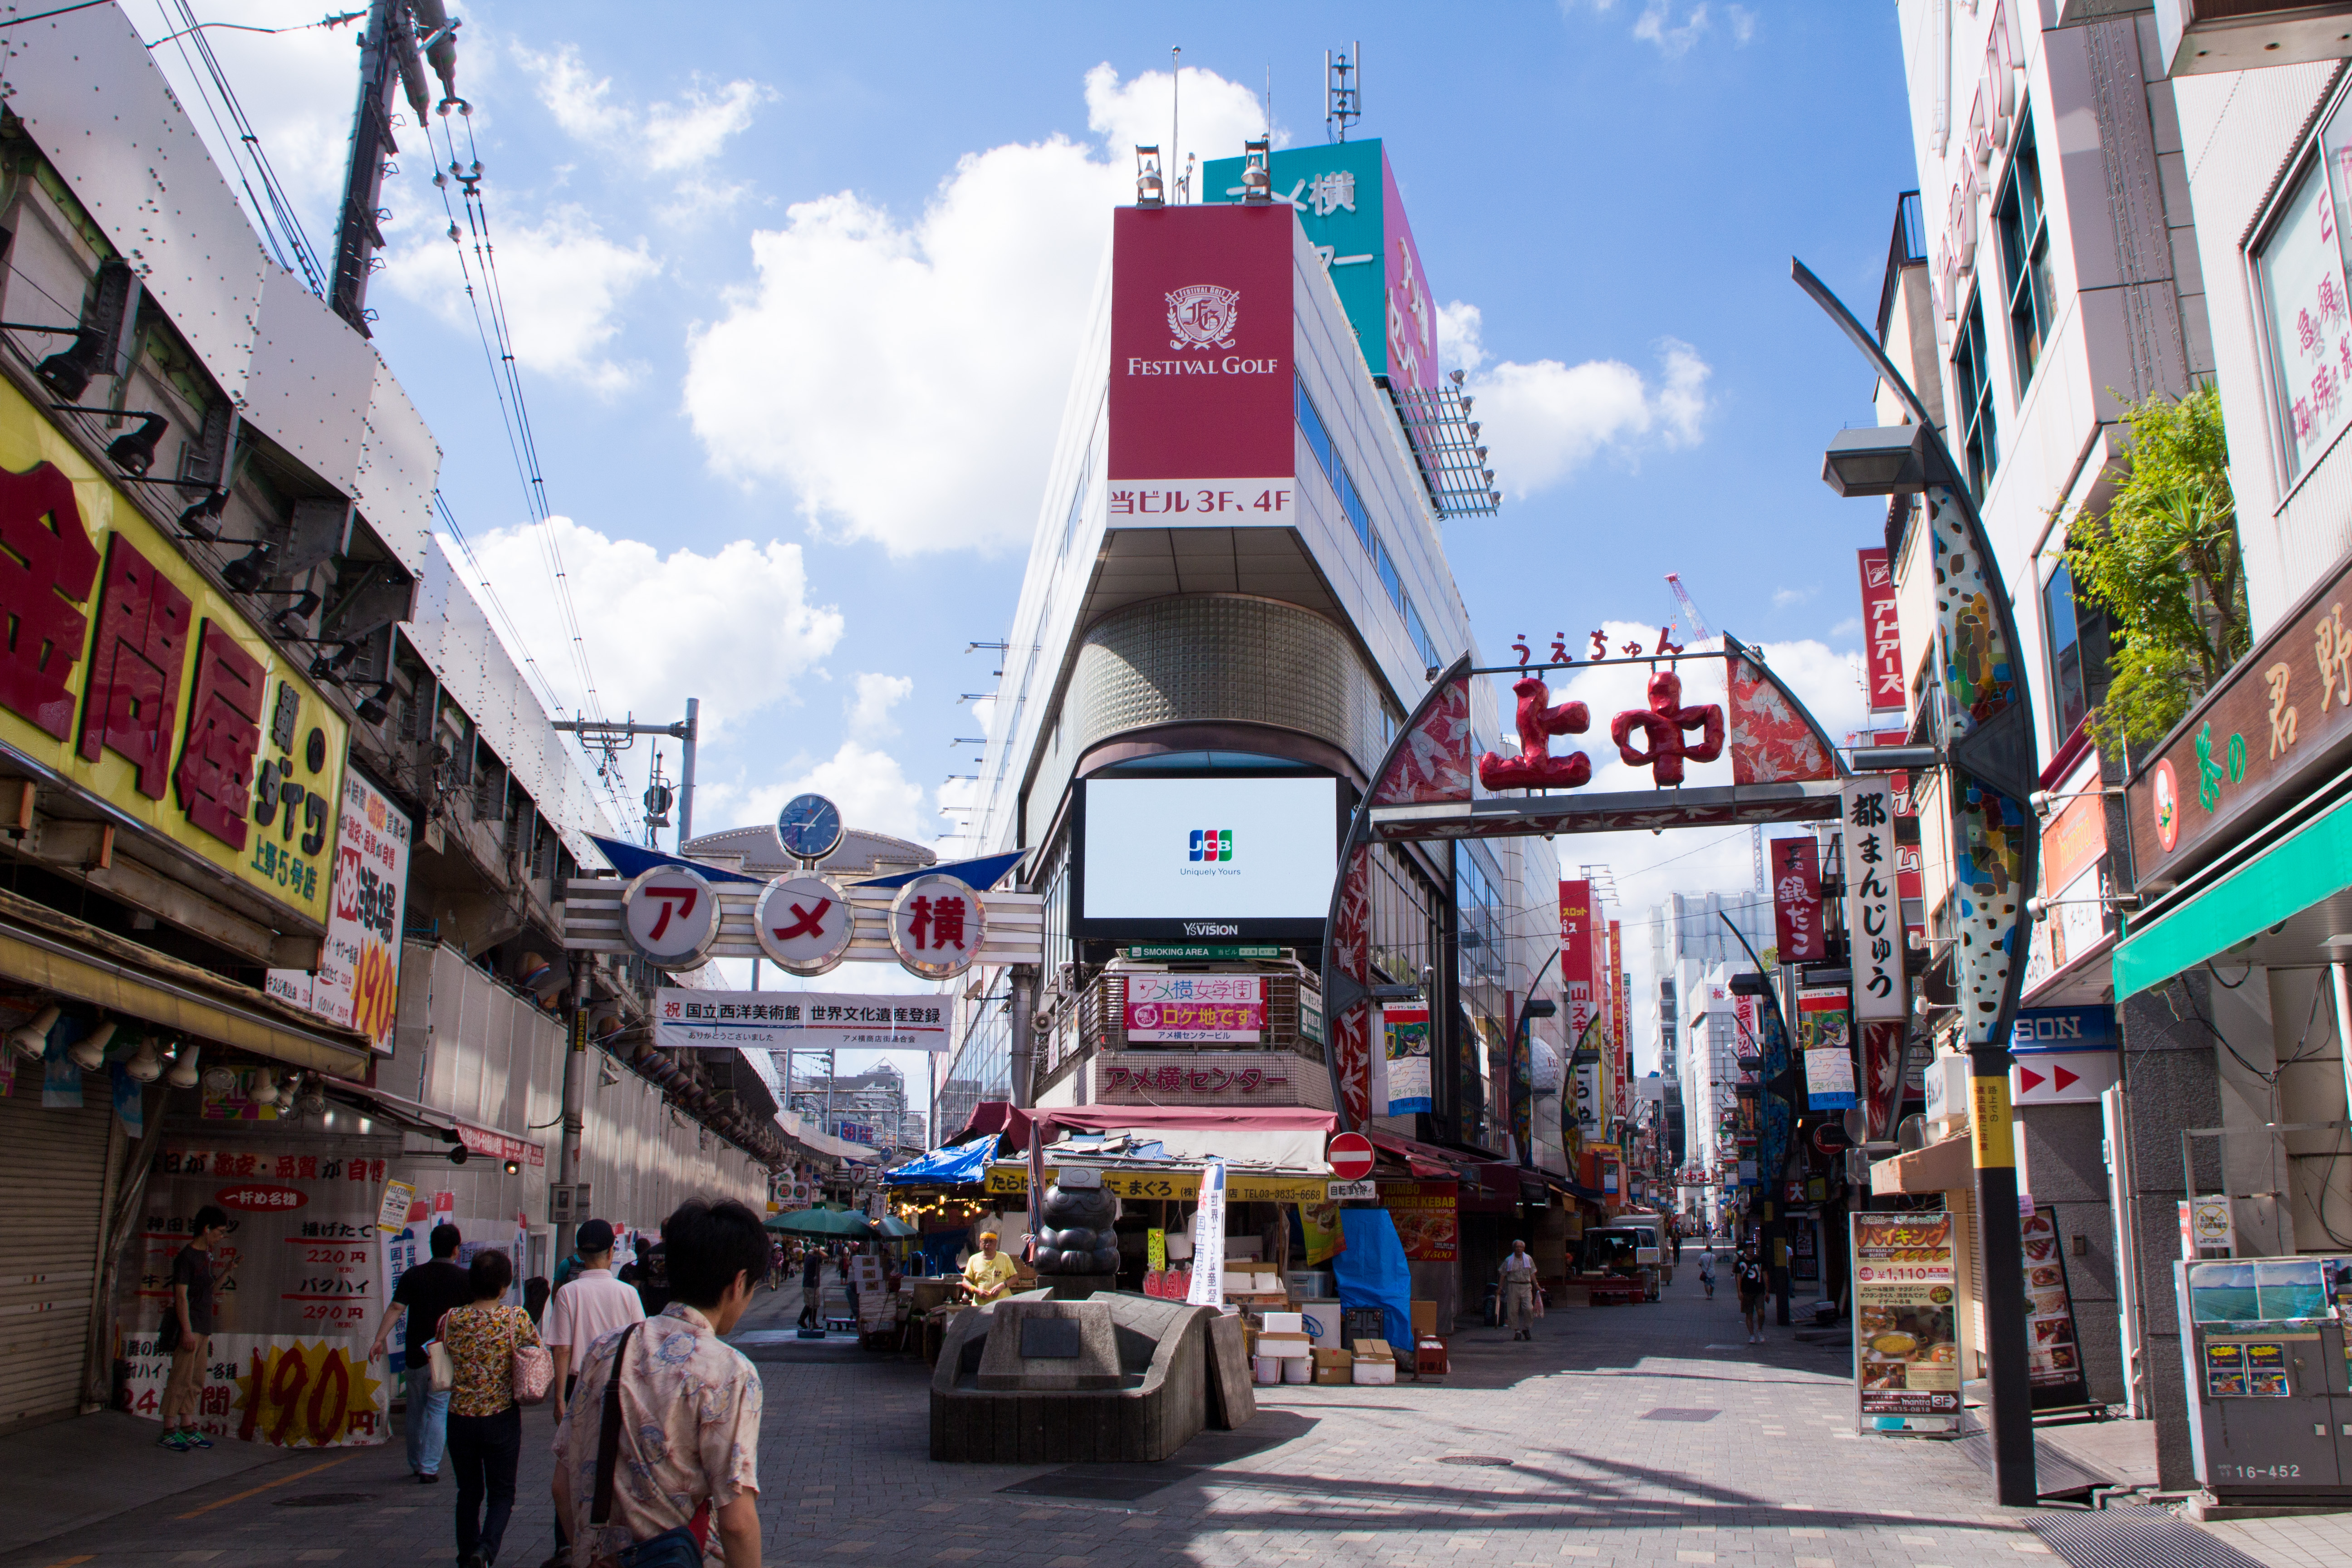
top-left (0, 383), bottom-right (346, 926)
top-left (1971, 1073), bottom-right (2014, 1168)
top-left (985, 1165), bottom-right (1328, 1205)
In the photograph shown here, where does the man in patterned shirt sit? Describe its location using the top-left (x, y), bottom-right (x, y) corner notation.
top-left (551, 1199), bottom-right (768, 1567)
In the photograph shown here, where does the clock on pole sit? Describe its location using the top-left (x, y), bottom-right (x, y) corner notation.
top-left (775, 793), bottom-right (845, 866)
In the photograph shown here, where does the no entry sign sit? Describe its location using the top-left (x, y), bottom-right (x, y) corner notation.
top-left (1328, 1132), bottom-right (1375, 1182)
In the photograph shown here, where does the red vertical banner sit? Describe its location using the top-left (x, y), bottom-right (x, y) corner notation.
top-left (1859, 548), bottom-right (1904, 714)
top-left (1558, 881), bottom-right (1594, 1048)
top-left (1769, 837), bottom-right (1823, 961)
top-left (1608, 919), bottom-right (1629, 1130)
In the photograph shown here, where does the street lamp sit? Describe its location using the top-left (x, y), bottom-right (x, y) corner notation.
top-left (1794, 258), bottom-right (2040, 1507)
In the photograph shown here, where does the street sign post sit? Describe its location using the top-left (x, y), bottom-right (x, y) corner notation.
top-left (1328, 1131), bottom-right (1375, 1182)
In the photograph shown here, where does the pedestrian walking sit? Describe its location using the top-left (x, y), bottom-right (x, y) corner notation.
top-left (1697, 1250), bottom-right (1716, 1298)
top-left (620, 1236), bottom-right (671, 1317)
top-left (544, 1220), bottom-right (644, 1422)
top-left (1499, 1239), bottom-right (1539, 1340)
top-left (552, 1198), bottom-right (769, 1568)
top-left (370, 1222), bottom-right (471, 1483)
top-left (1737, 1250), bottom-right (1769, 1343)
top-left (438, 1247), bottom-right (544, 1568)
top-left (798, 1243), bottom-right (826, 1328)
top-left (157, 1203), bottom-right (232, 1450)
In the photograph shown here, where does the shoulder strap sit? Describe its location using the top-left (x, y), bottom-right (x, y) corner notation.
top-left (589, 1321), bottom-right (640, 1527)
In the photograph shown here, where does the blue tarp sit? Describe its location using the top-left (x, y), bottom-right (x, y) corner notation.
top-left (884, 1135), bottom-right (999, 1186)
top-left (1331, 1208), bottom-right (1415, 1352)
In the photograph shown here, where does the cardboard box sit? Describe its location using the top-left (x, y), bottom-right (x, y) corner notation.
top-left (1411, 1300), bottom-right (1438, 1336)
top-left (1257, 1331), bottom-right (1312, 1354)
top-left (1311, 1347), bottom-right (1354, 1367)
top-left (1350, 1338), bottom-right (1396, 1362)
top-left (1302, 1300), bottom-right (1342, 1346)
top-left (1313, 1362), bottom-right (1353, 1386)
top-left (1352, 1358), bottom-right (1398, 1386)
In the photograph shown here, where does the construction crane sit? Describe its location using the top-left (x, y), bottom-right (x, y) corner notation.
top-left (1663, 572), bottom-right (1714, 643)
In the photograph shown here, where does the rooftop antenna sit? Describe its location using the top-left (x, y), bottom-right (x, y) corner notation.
top-left (1171, 46), bottom-right (1181, 205)
top-left (1326, 42), bottom-right (1362, 143)
top-left (1264, 65), bottom-right (1273, 137)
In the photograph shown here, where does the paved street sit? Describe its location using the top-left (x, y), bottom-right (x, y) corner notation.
top-left (2, 1255), bottom-right (2342, 1568)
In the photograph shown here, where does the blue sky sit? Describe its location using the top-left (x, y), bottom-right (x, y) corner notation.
top-left (140, 0), bottom-right (1919, 1081)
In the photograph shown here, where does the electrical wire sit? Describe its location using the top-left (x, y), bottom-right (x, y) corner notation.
top-left (146, 0), bottom-right (328, 294)
top-left (421, 106), bottom-right (641, 839)
top-left (145, 8), bottom-right (359, 48)
top-left (0, 0), bottom-right (116, 26)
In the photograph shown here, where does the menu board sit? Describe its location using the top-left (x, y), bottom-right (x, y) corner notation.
top-left (1851, 1213), bottom-right (1960, 1419)
top-left (2020, 1206), bottom-right (2091, 1411)
top-left (1379, 1181), bottom-right (1459, 1263)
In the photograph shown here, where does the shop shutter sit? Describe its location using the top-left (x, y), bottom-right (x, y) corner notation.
top-left (0, 1069), bottom-right (113, 1432)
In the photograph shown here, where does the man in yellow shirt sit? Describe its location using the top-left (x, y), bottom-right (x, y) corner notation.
top-left (960, 1231), bottom-right (1020, 1303)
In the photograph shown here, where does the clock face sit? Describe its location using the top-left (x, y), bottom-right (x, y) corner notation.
top-left (775, 792), bottom-right (844, 861)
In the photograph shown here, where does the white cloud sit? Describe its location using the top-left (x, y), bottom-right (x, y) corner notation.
top-left (1564, 0), bottom-right (1755, 55)
top-left (682, 64), bottom-right (1269, 556)
top-left (1635, 2), bottom-right (1715, 57)
top-left (385, 206), bottom-right (658, 392)
top-left (847, 673), bottom-right (914, 742)
top-left (523, 45), bottom-right (765, 172)
top-left (438, 518), bottom-right (844, 745)
top-left (1444, 304), bottom-right (1711, 496)
top-left (1772, 587), bottom-right (1817, 609)
top-left (1829, 617), bottom-right (1862, 639)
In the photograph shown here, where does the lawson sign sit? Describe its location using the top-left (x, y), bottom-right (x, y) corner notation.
top-left (2009, 1006), bottom-right (2118, 1054)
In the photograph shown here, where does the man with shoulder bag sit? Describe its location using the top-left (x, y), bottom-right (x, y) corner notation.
top-left (552, 1199), bottom-right (768, 1568)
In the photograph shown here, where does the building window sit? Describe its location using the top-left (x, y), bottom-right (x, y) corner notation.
top-left (2041, 559), bottom-right (2113, 743)
top-left (2255, 148), bottom-right (2352, 484)
top-left (1953, 295), bottom-right (1998, 498)
top-left (1997, 124), bottom-right (2055, 390)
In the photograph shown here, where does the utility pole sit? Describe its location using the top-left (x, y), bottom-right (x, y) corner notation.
top-left (330, 0), bottom-right (458, 334)
top-left (555, 955), bottom-right (591, 1264)
top-left (551, 702), bottom-right (699, 849)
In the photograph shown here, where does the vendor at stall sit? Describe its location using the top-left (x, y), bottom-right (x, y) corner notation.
top-left (960, 1231), bottom-right (1019, 1303)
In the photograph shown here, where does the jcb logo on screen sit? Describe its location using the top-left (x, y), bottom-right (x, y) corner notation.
top-left (1187, 829), bottom-right (1235, 863)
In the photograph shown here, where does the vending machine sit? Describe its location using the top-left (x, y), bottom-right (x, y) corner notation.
top-left (2175, 1256), bottom-right (2352, 1498)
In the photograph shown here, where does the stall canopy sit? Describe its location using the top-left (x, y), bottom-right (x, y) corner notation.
top-left (885, 1135), bottom-right (1000, 1186)
top-left (955, 1102), bottom-right (1337, 1172)
top-left (1367, 1128), bottom-right (1471, 1180)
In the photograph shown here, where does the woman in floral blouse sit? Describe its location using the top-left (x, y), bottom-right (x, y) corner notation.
top-left (437, 1248), bottom-right (539, 1568)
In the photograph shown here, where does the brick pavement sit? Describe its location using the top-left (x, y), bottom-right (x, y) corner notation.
top-left (3, 1256), bottom-right (2344, 1568)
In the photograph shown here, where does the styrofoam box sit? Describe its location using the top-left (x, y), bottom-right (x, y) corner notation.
top-left (1352, 1360), bottom-right (1398, 1386)
top-left (1253, 1355), bottom-right (1281, 1385)
top-left (1261, 1312), bottom-right (1303, 1334)
top-left (1282, 1357), bottom-right (1311, 1383)
top-left (1302, 1300), bottom-right (1342, 1346)
top-left (1222, 1271), bottom-right (1256, 1293)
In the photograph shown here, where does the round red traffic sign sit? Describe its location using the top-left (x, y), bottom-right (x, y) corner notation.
top-left (1328, 1132), bottom-right (1375, 1182)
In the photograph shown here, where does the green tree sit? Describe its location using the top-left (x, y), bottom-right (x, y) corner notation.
top-left (2064, 383), bottom-right (2249, 751)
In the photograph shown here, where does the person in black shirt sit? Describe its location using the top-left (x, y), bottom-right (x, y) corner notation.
top-left (798, 1245), bottom-right (825, 1329)
top-left (159, 1205), bottom-right (231, 1451)
top-left (370, 1224), bottom-right (471, 1483)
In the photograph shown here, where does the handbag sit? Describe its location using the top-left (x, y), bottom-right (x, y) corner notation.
top-left (426, 1337), bottom-right (456, 1394)
top-left (511, 1310), bottom-right (553, 1406)
top-left (586, 1323), bottom-right (711, 1568)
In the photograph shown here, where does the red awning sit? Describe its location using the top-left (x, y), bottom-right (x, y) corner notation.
top-left (956, 1101), bottom-right (1338, 1149)
top-left (322, 1078), bottom-right (547, 1167)
top-left (1367, 1129), bottom-right (1471, 1180)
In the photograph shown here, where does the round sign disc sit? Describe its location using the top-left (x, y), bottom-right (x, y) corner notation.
top-left (620, 865), bottom-right (721, 969)
top-left (1327, 1131), bottom-right (1375, 1182)
top-left (775, 792), bottom-right (845, 863)
top-left (755, 872), bottom-right (856, 976)
top-left (887, 873), bottom-right (984, 980)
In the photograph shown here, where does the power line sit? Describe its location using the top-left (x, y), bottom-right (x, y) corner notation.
top-left (147, 0), bottom-right (329, 294)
